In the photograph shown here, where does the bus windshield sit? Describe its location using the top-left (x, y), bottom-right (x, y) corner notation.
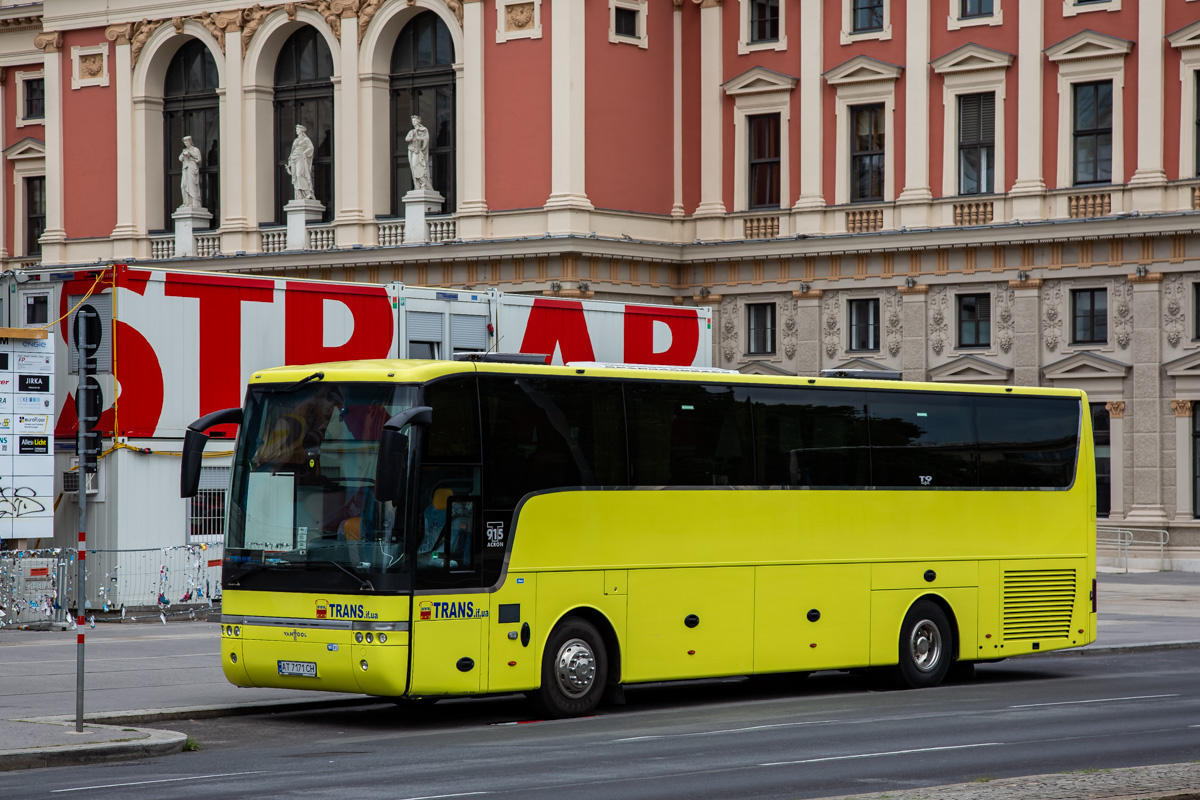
top-left (225, 382), bottom-right (417, 593)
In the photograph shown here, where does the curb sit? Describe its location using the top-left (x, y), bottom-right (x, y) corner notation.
top-left (29, 696), bottom-right (383, 727)
top-left (0, 722), bottom-right (187, 772)
top-left (1030, 640), bottom-right (1200, 657)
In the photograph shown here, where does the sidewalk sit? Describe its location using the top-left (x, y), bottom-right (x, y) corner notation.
top-left (0, 569), bottom-right (1197, 786)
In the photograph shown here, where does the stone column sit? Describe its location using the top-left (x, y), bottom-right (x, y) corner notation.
top-left (216, 12), bottom-right (249, 253)
top-left (1010, 0), bottom-right (1044, 220)
top-left (794, 289), bottom-right (822, 377)
top-left (900, 286), bottom-right (929, 382)
top-left (335, 10), bottom-right (365, 247)
top-left (792, 0), bottom-right (823, 230)
top-left (1010, 277), bottom-right (1042, 386)
top-left (1126, 274), bottom-right (1167, 524)
top-left (1129, 0), bottom-right (1166, 210)
top-left (458, 0), bottom-right (489, 238)
top-left (1173, 400), bottom-right (1192, 520)
top-left (1107, 401), bottom-right (1126, 522)
top-left (34, 32), bottom-right (65, 264)
top-left (693, 0), bottom-right (725, 240)
top-left (106, 25), bottom-right (136, 257)
top-left (897, 0), bottom-right (932, 227)
top-left (545, 0), bottom-right (592, 234)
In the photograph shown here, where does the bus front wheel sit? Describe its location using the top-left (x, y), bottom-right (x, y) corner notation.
top-left (896, 600), bottom-right (952, 689)
top-left (530, 617), bottom-right (608, 718)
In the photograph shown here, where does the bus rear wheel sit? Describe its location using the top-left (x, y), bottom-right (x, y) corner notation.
top-left (896, 600), bottom-right (952, 689)
top-left (530, 617), bottom-right (608, 718)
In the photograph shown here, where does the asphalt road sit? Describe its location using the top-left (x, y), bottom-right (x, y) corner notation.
top-left (6, 649), bottom-right (1198, 800)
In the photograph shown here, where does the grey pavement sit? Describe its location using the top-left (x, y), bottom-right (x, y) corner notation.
top-left (0, 568), bottom-right (1197, 798)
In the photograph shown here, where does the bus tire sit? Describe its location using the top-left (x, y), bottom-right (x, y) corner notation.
top-left (896, 600), bottom-right (952, 689)
top-left (530, 616), bottom-right (608, 718)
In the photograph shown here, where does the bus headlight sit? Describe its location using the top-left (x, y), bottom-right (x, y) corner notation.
top-left (355, 632), bottom-right (364, 644)
top-left (360, 660), bottom-right (368, 671)
top-left (378, 633), bottom-right (387, 644)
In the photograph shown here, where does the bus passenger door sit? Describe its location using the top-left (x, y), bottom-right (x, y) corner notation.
top-left (409, 496), bottom-right (489, 695)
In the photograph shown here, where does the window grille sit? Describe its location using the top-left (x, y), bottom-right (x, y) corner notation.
top-left (188, 466), bottom-right (230, 544)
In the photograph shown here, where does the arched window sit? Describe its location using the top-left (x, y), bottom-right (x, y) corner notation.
top-left (391, 12), bottom-right (456, 215)
top-left (163, 39), bottom-right (219, 230)
top-left (274, 27), bottom-right (334, 223)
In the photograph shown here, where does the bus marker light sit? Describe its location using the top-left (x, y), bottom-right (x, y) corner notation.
top-left (231, 653), bottom-right (237, 664)
top-left (508, 631), bottom-right (518, 640)
top-left (687, 650), bottom-right (695, 655)
top-left (809, 643), bottom-right (817, 648)
top-left (985, 633), bottom-right (992, 638)
top-left (508, 661), bottom-right (517, 666)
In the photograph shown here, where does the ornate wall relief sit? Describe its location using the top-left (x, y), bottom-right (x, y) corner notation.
top-left (781, 295), bottom-right (798, 359)
top-left (497, 0), bottom-right (543, 41)
top-left (928, 286), bottom-right (949, 356)
top-left (1163, 273), bottom-right (1186, 349)
top-left (821, 290), bottom-right (841, 359)
top-left (884, 288), bottom-right (902, 357)
top-left (994, 284), bottom-right (1015, 353)
top-left (1041, 280), bottom-right (1064, 352)
top-left (720, 295), bottom-right (739, 363)
top-left (1112, 277), bottom-right (1133, 350)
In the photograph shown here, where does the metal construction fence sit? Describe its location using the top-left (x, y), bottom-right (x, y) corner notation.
top-left (0, 544), bottom-right (223, 627)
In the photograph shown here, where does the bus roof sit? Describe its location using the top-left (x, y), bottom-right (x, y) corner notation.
top-left (249, 358), bottom-right (1086, 399)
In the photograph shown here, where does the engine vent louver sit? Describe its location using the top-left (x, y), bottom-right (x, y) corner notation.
top-left (1003, 569), bottom-right (1076, 641)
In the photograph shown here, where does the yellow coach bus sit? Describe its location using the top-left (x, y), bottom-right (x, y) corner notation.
top-left (182, 357), bottom-right (1097, 718)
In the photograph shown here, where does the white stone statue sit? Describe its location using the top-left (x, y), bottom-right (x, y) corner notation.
top-left (179, 135), bottom-right (202, 208)
top-left (286, 124), bottom-right (316, 200)
top-left (405, 115), bottom-right (432, 192)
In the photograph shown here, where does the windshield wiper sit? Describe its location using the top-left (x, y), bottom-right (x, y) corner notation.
top-left (260, 371), bottom-right (326, 394)
top-left (314, 560), bottom-right (376, 591)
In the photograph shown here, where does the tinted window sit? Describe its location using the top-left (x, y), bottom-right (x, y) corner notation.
top-left (869, 392), bottom-right (977, 488)
top-left (480, 376), bottom-right (626, 508)
top-left (976, 395), bottom-right (1078, 488)
top-left (752, 388), bottom-right (869, 487)
top-left (627, 382), bottom-right (753, 486)
top-left (423, 375), bottom-right (480, 464)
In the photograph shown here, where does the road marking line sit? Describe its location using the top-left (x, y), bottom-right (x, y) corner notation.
top-left (614, 720), bottom-right (836, 742)
top-left (761, 742), bottom-right (1001, 767)
top-left (51, 771), bottom-right (266, 793)
top-left (395, 794), bottom-right (489, 800)
top-left (1009, 694), bottom-right (1178, 709)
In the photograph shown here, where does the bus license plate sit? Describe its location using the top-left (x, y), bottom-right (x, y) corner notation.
top-left (278, 660), bottom-right (317, 677)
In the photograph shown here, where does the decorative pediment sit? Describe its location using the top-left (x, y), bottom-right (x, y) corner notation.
top-left (1164, 350), bottom-right (1200, 379)
top-left (828, 357), bottom-right (892, 372)
top-left (1041, 351), bottom-right (1130, 382)
top-left (928, 354), bottom-right (1011, 384)
top-left (823, 55), bottom-right (903, 86)
top-left (1045, 29), bottom-right (1133, 63)
top-left (930, 43), bottom-right (1014, 75)
top-left (739, 360), bottom-right (793, 376)
top-left (723, 66), bottom-right (798, 97)
top-left (3, 137), bottom-right (44, 160)
top-left (1167, 19), bottom-right (1200, 52)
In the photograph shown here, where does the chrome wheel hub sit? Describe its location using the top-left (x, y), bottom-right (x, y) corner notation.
top-left (554, 638), bottom-right (596, 699)
top-left (910, 619), bottom-right (942, 673)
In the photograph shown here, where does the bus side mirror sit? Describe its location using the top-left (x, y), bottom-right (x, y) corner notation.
top-left (375, 406), bottom-right (432, 504)
top-left (181, 407), bottom-right (243, 498)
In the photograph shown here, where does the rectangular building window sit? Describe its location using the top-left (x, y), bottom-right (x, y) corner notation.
top-left (959, 93), bottom-right (995, 195)
top-left (852, 0), bottom-right (884, 32)
top-left (848, 298), bottom-right (880, 352)
top-left (1071, 288), bottom-right (1108, 344)
top-left (25, 176), bottom-right (46, 258)
top-left (614, 6), bottom-right (638, 38)
top-left (24, 77), bottom-right (44, 120)
top-left (961, 0), bottom-right (993, 16)
top-left (1073, 80), bottom-right (1113, 185)
top-left (958, 294), bottom-right (991, 348)
top-left (748, 113), bottom-right (781, 208)
top-left (850, 103), bottom-right (885, 203)
top-left (1195, 72), bottom-right (1199, 178)
top-left (1092, 403), bottom-right (1111, 519)
top-left (750, 0), bottom-right (779, 42)
top-left (747, 303), bottom-right (776, 355)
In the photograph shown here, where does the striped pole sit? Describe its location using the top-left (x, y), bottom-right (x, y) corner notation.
top-left (74, 316), bottom-right (88, 733)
